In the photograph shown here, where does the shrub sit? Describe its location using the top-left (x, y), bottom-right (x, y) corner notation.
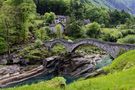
top-left (55, 24), bottom-right (63, 39)
top-left (45, 26), bottom-right (55, 38)
top-left (120, 29), bottom-right (135, 37)
top-left (65, 21), bottom-right (84, 39)
top-left (34, 39), bottom-right (43, 48)
top-left (35, 29), bottom-right (50, 41)
top-left (117, 35), bottom-right (135, 44)
top-left (86, 22), bottom-right (101, 38)
top-left (101, 28), bottom-right (123, 42)
top-left (0, 37), bottom-right (7, 54)
top-left (44, 12), bottom-right (56, 24)
top-left (51, 44), bottom-right (66, 55)
top-left (19, 45), bottom-right (50, 65)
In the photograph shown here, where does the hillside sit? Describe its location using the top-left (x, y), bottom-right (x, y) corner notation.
top-left (87, 0), bottom-right (135, 14)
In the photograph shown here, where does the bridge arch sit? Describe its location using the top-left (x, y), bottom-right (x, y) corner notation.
top-left (71, 44), bottom-right (107, 55)
top-left (70, 40), bottom-right (114, 58)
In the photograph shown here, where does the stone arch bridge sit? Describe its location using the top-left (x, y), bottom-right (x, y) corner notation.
top-left (44, 39), bottom-right (135, 58)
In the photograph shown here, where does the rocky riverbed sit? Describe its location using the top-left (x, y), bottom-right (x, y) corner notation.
top-left (43, 53), bottom-right (111, 78)
top-left (44, 54), bottom-right (112, 77)
top-left (0, 53), bottom-right (112, 88)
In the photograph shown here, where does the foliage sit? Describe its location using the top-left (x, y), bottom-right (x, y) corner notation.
top-left (109, 10), bottom-right (131, 27)
top-left (75, 45), bottom-right (105, 55)
top-left (44, 26), bottom-right (56, 39)
top-left (0, 37), bottom-right (7, 54)
top-left (85, 6), bottom-right (110, 26)
top-left (35, 28), bottom-right (49, 41)
top-left (86, 22), bottom-right (101, 38)
top-left (101, 28), bottom-right (123, 42)
top-left (19, 44), bottom-right (50, 65)
top-left (51, 44), bottom-right (66, 55)
top-left (34, 0), bottom-right (70, 15)
top-left (119, 29), bottom-right (135, 37)
top-left (65, 21), bottom-right (84, 39)
top-left (117, 35), bottom-right (135, 44)
top-left (0, 0), bottom-right (36, 44)
top-left (44, 12), bottom-right (56, 24)
top-left (34, 39), bottom-right (43, 48)
top-left (34, 0), bottom-right (134, 28)
top-left (55, 24), bottom-right (63, 39)
top-left (70, 0), bottom-right (85, 19)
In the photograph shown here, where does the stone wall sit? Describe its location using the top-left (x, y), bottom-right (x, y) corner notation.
top-left (44, 39), bottom-right (135, 58)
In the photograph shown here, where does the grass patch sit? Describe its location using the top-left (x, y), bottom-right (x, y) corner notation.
top-left (4, 77), bottom-right (66, 90)
top-left (67, 66), bottom-right (135, 90)
top-left (104, 50), bottom-right (135, 73)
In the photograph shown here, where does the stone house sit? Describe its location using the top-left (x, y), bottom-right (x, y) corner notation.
top-left (49, 22), bottom-right (65, 33)
top-left (49, 15), bottom-right (68, 33)
top-left (49, 15), bottom-right (90, 33)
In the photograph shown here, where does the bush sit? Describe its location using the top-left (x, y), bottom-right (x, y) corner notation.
top-left (0, 37), bottom-right (7, 54)
top-left (86, 22), bottom-right (101, 38)
top-left (19, 45), bottom-right (50, 65)
top-left (55, 24), bottom-right (63, 39)
top-left (117, 35), bottom-right (135, 44)
top-left (44, 12), bottom-right (56, 24)
top-left (51, 44), bottom-right (66, 55)
top-left (35, 29), bottom-right (50, 41)
top-left (34, 39), bottom-right (43, 48)
top-left (65, 21), bottom-right (84, 39)
top-left (45, 26), bottom-right (55, 38)
top-left (101, 28), bottom-right (123, 42)
top-left (120, 29), bottom-right (135, 37)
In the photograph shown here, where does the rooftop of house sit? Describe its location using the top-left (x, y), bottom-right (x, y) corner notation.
top-left (83, 19), bottom-right (91, 25)
top-left (56, 15), bottom-right (68, 19)
top-left (49, 22), bottom-right (66, 27)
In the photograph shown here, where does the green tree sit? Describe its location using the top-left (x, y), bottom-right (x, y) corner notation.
top-left (34, 0), bottom-right (70, 15)
top-left (86, 22), bottom-right (101, 38)
top-left (0, 37), bottom-right (7, 54)
top-left (65, 21), bottom-right (83, 39)
top-left (0, 0), bottom-right (4, 8)
top-left (85, 6), bottom-right (110, 26)
top-left (0, 0), bottom-right (36, 44)
top-left (117, 35), bottom-right (135, 44)
top-left (35, 29), bottom-right (49, 41)
top-left (55, 24), bottom-right (63, 39)
top-left (70, 0), bottom-right (85, 20)
top-left (109, 9), bottom-right (131, 27)
top-left (44, 12), bottom-right (56, 24)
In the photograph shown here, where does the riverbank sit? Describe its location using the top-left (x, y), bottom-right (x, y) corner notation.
top-left (3, 50), bottom-right (135, 90)
top-left (0, 53), bottom-right (112, 88)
